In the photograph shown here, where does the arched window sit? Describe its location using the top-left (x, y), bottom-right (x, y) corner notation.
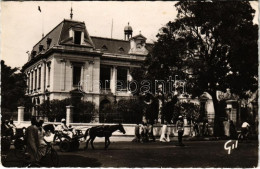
top-left (101, 45), bottom-right (108, 51)
top-left (118, 47), bottom-right (124, 53)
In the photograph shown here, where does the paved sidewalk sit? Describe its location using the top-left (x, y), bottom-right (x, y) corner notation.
top-left (86, 135), bottom-right (217, 142)
top-left (88, 135), bottom-right (258, 142)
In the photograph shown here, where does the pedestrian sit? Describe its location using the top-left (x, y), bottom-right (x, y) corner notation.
top-left (140, 121), bottom-right (148, 143)
top-left (25, 117), bottom-right (39, 163)
top-left (132, 123), bottom-right (141, 142)
top-left (241, 121), bottom-right (250, 138)
top-left (203, 119), bottom-right (209, 136)
top-left (160, 122), bottom-right (168, 142)
top-left (36, 119), bottom-right (47, 162)
top-left (9, 119), bottom-right (17, 136)
top-left (147, 120), bottom-right (155, 142)
top-left (3, 120), bottom-right (13, 138)
top-left (176, 116), bottom-right (184, 146)
top-left (229, 120), bottom-right (237, 139)
top-left (193, 121), bottom-right (200, 137)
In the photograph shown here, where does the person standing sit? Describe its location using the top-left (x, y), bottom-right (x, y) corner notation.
top-left (160, 122), bottom-right (168, 142)
top-left (203, 119), bottom-right (209, 136)
top-left (140, 121), bottom-right (148, 143)
top-left (147, 120), bottom-right (155, 142)
top-left (132, 123), bottom-right (141, 142)
top-left (193, 121), bottom-right (200, 137)
top-left (36, 120), bottom-right (47, 162)
top-left (176, 116), bottom-right (184, 146)
top-left (9, 119), bottom-right (17, 136)
top-left (25, 117), bottom-right (39, 163)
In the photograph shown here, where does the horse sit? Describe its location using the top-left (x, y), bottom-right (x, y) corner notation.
top-left (84, 124), bottom-right (126, 150)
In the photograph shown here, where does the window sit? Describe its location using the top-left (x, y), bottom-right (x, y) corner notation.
top-left (73, 66), bottom-right (81, 86)
top-left (47, 65), bottom-right (51, 87)
top-left (47, 38), bottom-right (52, 49)
top-left (117, 67), bottom-right (127, 90)
top-left (39, 45), bottom-right (44, 52)
top-left (38, 67), bottom-right (41, 89)
top-left (74, 31), bottom-right (82, 45)
top-left (101, 45), bottom-right (108, 52)
top-left (100, 66), bottom-right (111, 89)
top-left (27, 76), bottom-right (30, 93)
top-left (31, 51), bottom-right (37, 59)
top-left (118, 47), bottom-right (124, 53)
top-left (35, 69), bottom-right (37, 90)
top-left (31, 72), bottom-right (34, 91)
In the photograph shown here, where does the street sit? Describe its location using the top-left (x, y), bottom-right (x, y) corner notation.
top-left (2, 139), bottom-right (258, 168)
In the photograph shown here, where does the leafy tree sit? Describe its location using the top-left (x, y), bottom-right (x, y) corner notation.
top-left (131, 1), bottom-right (258, 136)
top-left (117, 97), bottom-right (146, 124)
top-left (1, 60), bottom-right (32, 119)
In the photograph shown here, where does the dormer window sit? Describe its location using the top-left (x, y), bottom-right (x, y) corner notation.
top-left (31, 51), bottom-right (37, 58)
top-left (136, 43), bottom-right (142, 49)
top-left (118, 47), bottom-right (124, 53)
top-left (101, 45), bottom-right (108, 51)
top-left (74, 31), bottom-right (82, 45)
top-left (47, 38), bottom-right (52, 49)
top-left (39, 45), bottom-right (44, 52)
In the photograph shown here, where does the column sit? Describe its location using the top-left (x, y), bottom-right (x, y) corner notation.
top-left (37, 66), bottom-right (40, 90)
top-left (88, 61), bottom-right (93, 92)
top-left (17, 106), bottom-right (25, 124)
top-left (110, 67), bottom-right (113, 92)
top-left (41, 61), bottom-right (46, 93)
top-left (111, 66), bottom-right (117, 94)
top-left (27, 73), bottom-right (29, 94)
top-left (127, 68), bottom-right (132, 93)
top-left (34, 68), bottom-right (37, 91)
top-left (66, 105), bottom-right (74, 125)
top-left (60, 59), bottom-right (66, 91)
top-left (31, 71), bottom-right (34, 92)
top-left (80, 65), bottom-right (84, 91)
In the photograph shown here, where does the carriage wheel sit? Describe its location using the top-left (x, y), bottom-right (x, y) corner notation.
top-left (71, 140), bottom-right (80, 151)
top-left (59, 141), bottom-right (70, 152)
top-left (15, 145), bottom-right (26, 159)
top-left (14, 138), bottom-right (24, 149)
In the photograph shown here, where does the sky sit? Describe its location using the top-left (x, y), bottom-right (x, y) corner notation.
top-left (1, 1), bottom-right (259, 69)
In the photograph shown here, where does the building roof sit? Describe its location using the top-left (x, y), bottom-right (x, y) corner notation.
top-left (91, 36), bottom-right (154, 55)
top-left (30, 19), bottom-right (94, 60)
top-left (91, 36), bottom-right (130, 55)
top-left (25, 19), bottom-right (154, 68)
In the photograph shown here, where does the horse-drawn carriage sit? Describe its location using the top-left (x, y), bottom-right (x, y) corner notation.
top-left (53, 128), bottom-right (85, 152)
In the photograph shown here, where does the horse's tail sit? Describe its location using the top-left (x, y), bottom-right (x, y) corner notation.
top-left (84, 128), bottom-right (90, 140)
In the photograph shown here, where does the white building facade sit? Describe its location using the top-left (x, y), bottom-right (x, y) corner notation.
top-left (22, 19), bottom-right (152, 122)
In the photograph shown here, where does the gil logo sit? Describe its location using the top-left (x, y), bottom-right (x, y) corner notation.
top-left (224, 140), bottom-right (238, 154)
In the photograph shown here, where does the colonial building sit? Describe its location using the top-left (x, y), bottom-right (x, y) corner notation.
top-left (22, 18), bottom-right (153, 121)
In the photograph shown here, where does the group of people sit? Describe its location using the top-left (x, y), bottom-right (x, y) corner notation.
top-left (2, 119), bottom-right (17, 138)
top-left (133, 115), bottom-right (185, 146)
top-left (25, 117), bottom-right (75, 165)
top-left (133, 120), bottom-right (155, 143)
top-left (193, 119), bottom-right (209, 137)
top-left (25, 117), bottom-right (49, 164)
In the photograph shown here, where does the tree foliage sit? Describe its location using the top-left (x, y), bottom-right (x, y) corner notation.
top-left (155, 1), bottom-right (258, 98)
top-left (38, 98), bottom-right (96, 122)
top-left (131, 1), bottom-right (257, 135)
top-left (1, 61), bottom-right (32, 116)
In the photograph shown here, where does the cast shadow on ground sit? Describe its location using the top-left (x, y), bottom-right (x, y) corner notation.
top-left (58, 154), bottom-right (102, 167)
